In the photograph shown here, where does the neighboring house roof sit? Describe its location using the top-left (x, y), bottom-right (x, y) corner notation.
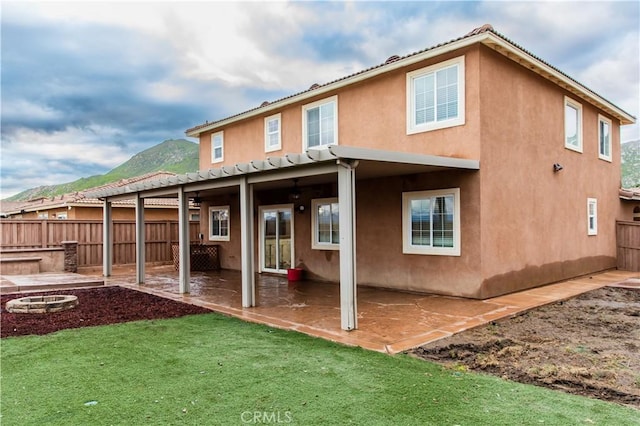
top-left (186, 24), bottom-right (635, 138)
top-left (620, 188), bottom-right (640, 201)
top-left (2, 171), bottom-right (193, 216)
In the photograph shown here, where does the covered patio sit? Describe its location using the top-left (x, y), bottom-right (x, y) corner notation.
top-left (90, 146), bottom-right (481, 332)
top-left (104, 265), bottom-right (636, 354)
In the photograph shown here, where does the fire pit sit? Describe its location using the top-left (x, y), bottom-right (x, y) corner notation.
top-left (6, 295), bottom-right (79, 314)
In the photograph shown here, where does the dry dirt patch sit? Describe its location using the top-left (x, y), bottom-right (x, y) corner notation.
top-left (412, 286), bottom-right (640, 408)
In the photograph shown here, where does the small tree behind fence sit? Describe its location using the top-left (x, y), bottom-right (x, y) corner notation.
top-left (0, 220), bottom-right (200, 267)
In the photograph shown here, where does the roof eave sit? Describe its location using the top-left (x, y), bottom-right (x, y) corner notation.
top-left (480, 35), bottom-right (636, 125)
top-left (186, 31), bottom-right (635, 138)
top-left (185, 33), bottom-right (491, 137)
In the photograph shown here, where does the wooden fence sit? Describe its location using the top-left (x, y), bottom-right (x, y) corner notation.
top-left (617, 221), bottom-right (640, 272)
top-left (0, 220), bottom-right (201, 267)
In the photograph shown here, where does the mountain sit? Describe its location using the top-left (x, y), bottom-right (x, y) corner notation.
top-left (621, 139), bottom-right (640, 188)
top-left (5, 139), bottom-right (199, 201)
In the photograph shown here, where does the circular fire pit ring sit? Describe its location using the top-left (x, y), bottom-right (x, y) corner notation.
top-left (6, 295), bottom-right (79, 314)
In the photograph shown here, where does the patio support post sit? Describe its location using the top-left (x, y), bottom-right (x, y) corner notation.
top-left (135, 193), bottom-right (145, 284)
top-left (178, 186), bottom-right (191, 293)
top-left (338, 160), bottom-right (358, 331)
top-left (102, 199), bottom-right (113, 277)
top-left (240, 176), bottom-right (256, 307)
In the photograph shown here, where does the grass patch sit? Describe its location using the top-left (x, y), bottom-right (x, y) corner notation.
top-left (1, 313), bottom-right (638, 425)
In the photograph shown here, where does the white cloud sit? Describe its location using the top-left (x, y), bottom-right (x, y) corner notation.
top-left (1, 100), bottom-right (62, 121)
top-left (2, 125), bottom-right (130, 168)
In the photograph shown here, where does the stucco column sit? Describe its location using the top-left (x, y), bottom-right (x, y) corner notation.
top-left (178, 186), bottom-right (190, 293)
top-left (102, 200), bottom-right (113, 277)
top-left (135, 193), bottom-right (145, 284)
top-left (240, 176), bottom-right (256, 307)
top-left (338, 160), bottom-right (358, 331)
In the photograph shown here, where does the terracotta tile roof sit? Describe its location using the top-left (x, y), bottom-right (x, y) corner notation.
top-left (2, 172), bottom-right (190, 215)
top-left (620, 187), bottom-right (640, 200)
top-left (186, 24), bottom-right (634, 136)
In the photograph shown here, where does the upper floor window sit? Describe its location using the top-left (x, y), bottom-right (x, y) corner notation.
top-left (302, 96), bottom-right (338, 150)
top-left (402, 188), bottom-right (461, 256)
top-left (407, 56), bottom-right (465, 134)
top-left (587, 198), bottom-right (597, 235)
top-left (311, 198), bottom-right (339, 250)
top-left (265, 113), bottom-right (282, 153)
top-left (598, 115), bottom-right (612, 162)
top-left (211, 131), bottom-right (224, 163)
top-left (564, 97), bottom-right (583, 153)
top-left (209, 205), bottom-right (230, 241)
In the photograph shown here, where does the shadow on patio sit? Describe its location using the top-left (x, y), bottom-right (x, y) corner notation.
top-left (106, 266), bottom-right (636, 354)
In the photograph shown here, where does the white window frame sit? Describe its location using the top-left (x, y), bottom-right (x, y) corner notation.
top-left (211, 131), bottom-right (224, 164)
top-left (587, 198), bottom-right (597, 236)
top-left (56, 212), bottom-right (68, 220)
top-left (311, 198), bottom-right (339, 250)
top-left (564, 97), bottom-right (583, 153)
top-left (264, 113), bottom-right (282, 153)
top-left (302, 95), bottom-right (338, 150)
top-left (406, 56), bottom-right (465, 135)
top-left (209, 205), bottom-right (230, 241)
top-left (402, 188), bottom-right (461, 256)
top-left (598, 114), bottom-right (612, 162)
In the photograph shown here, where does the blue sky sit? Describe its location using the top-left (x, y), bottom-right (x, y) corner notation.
top-left (1, 1), bottom-right (638, 198)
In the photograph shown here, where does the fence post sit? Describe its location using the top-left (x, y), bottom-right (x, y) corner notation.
top-left (41, 220), bottom-right (48, 248)
top-left (165, 220), bottom-right (172, 260)
top-left (61, 240), bottom-right (78, 273)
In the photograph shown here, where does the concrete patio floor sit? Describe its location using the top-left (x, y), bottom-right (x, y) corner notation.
top-left (102, 266), bottom-right (638, 354)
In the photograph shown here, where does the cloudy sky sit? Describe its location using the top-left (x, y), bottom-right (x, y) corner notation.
top-left (1, 1), bottom-right (638, 199)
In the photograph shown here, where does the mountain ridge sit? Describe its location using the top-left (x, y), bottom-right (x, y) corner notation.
top-left (5, 139), bottom-right (199, 201)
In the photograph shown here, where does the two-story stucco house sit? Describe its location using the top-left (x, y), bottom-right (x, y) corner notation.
top-left (92, 25), bottom-right (635, 330)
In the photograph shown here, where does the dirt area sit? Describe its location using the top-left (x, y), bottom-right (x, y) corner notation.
top-left (412, 286), bottom-right (640, 408)
top-left (1, 286), bottom-right (210, 338)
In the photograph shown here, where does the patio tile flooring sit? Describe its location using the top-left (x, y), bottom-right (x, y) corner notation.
top-left (105, 267), bottom-right (637, 354)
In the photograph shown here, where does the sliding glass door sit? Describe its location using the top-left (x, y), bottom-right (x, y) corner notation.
top-left (259, 205), bottom-right (294, 273)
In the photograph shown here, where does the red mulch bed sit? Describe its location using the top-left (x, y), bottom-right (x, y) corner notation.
top-left (1, 286), bottom-right (210, 338)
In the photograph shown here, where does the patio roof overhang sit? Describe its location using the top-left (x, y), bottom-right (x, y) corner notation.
top-left (87, 146), bottom-right (480, 201)
top-left (95, 146), bottom-right (479, 332)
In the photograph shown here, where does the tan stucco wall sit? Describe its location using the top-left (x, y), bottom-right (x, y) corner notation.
top-left (196, 43), bottom-right (629, 299)
top-left (476, 46), bottom-right (623, 297)
top-left (621, 202), bottom-right (640, 221)
top-left (14, 206), bottom-right (191, 221)
top-left (199, 46), bottom-right (483, 170)
top-left (0, 248), bottom-right (65, 272)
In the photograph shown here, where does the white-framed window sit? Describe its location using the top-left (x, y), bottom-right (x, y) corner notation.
top-left (587, 198), bottom-right (597, 236)
top-left (56, 212), bottom-right (68, 220)
top-left (37, 212), bottom-right (48, 219)
top-left (190, 213), bottom-right (200, 221)
top-left (402, 188), bottom-right (461, 256)
top-left (406, 56), bottom-right (465, 135)
top-left (264, 113), bottom-right (282, 153)
top-left (211, 131), bottom-right (224, 163)
top-left (311, 198), bottom-right (339, 250)
top-left (209, 205), bottom-right (230, 241)
top-left (564, 97), bottom-right (583, 152)
top-left (302, 95), bottom-right (338, 150)
top-left (598, 115), bottom-right (612, 162)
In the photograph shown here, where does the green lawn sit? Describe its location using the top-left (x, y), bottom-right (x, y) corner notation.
top-left (1, 313), bottom-right (638, 425)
